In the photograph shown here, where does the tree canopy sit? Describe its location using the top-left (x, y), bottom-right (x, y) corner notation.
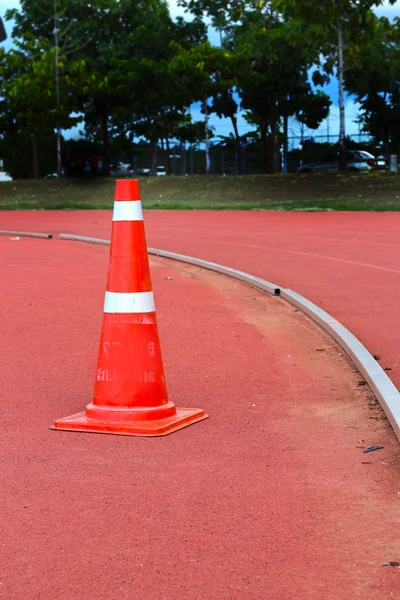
top-left (0, 0), bottom-right (398, 177)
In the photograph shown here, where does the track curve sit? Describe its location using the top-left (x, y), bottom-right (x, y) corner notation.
top-left (2, 235), bottom-right (400, 600)
top-left (59, 232), bottom-right (400, 443)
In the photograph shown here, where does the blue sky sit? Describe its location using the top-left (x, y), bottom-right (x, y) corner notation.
top-left (1, 0), bottom-right (399, 144)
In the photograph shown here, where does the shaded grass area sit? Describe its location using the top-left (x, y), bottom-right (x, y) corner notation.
top-left (1, 172), bottom-right (400, 211)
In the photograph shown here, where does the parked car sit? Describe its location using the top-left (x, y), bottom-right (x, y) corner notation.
top-left (110, 162), bottom-right (133, 177)
top-left (156, 166), bottom-right (166, 176)
top-left (375, 155), bottom-right (389, 170)
top-left (0, 172), bottom-right (12, 182)
top-left (136, 167), bottom-right (151, 176)
top-left (298, 150), bottom-right (384, 173)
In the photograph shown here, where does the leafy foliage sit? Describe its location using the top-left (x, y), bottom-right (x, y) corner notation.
top-left (345, 15), bottom-right (400, 152)
top-left (0, 0), bottom-right (398, 177)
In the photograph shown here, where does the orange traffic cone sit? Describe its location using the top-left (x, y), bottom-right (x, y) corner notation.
top-left (52, 180), bottom-right (208, 436)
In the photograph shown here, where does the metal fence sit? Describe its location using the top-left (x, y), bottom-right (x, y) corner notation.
top-left (127, 133), bottom-right (379, 176)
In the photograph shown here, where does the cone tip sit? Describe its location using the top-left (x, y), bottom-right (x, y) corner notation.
top-left (115, 179), bottom-right (141, 202)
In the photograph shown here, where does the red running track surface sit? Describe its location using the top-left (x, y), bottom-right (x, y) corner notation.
top-left (1, 236), bottom-right (399, 599)
top-left (1, 210), bottom-right (400, 389)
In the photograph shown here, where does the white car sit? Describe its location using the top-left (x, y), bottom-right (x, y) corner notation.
top-left (0, 172), bottom-right (12, 182)
top-left (298, 150), bottom-right (381, 173)
top-left (110, 162), bottom-right (133, 177)
top-left (156, 166), bottom-right (166, 176)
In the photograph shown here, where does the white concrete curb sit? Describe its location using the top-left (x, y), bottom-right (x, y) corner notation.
top-left (280, 289), bottom-right (400, 440)
top-left (148, 247), bottom-right (281, 296)
top-left (59, 233), bottom-right (108, 245)
top-left (0, 229), bottom-right (53, 239)
top-left (55, 232), bottom-right (400, 442)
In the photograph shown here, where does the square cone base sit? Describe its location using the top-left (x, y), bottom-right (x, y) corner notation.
top-left (51, 407), bottom-right (208, 437)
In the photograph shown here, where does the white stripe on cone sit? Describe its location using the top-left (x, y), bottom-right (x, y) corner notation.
top-left (104, 291), bottom-right (155, 314)
top-left (113, 201), bottom-right (143, 222)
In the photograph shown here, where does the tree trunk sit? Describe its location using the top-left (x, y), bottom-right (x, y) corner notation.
top-left (338, 23), bottom-right (347, 171)
top-left (271, 118), bottom-right (280, 174)
top-left (230, 115), bottom-right (240, 144)
top-left (231, 114), bottom-right (242, 174)
top-left (56, 124), bottom-right (62, 177)
top-left (54, 0), bottom-right (62, 177)
top-left (260, 120), bottom-right (269, 173)
top-left (160, 136), bottom-right (165, 170)
top-left (182, 143), bottom-right (187, 176)
top-left (165, 136), bottom-right (171, 175)
top-left (204, 96), bottom-right (210, 175)
top-left (383, 134), bottom-right (389, 158)
top-left (151, 124), bottom-right (158, 176)
top-left (283, 114), bottom-right (288, 174)
top-left (190, 145), bottom-right (194, 175)
top-left (101, 113), bottom-right (110, 176)
top-left (32, 135), bottom-right (39, 179)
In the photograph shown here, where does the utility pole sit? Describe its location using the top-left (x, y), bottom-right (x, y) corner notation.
top-left (204, 96), bottom-right (210, 175)
top-left (0, 18), bottom-right (7, 179)
top-left (327, 112), bottom-right (330, 144)
top-left (337, 21), bottom-right (347, 169)
top-left (54, 0), bottom-right (62, 177)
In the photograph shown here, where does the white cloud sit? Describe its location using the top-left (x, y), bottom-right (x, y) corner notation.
top-left (377, 0), bottom-right (399, 11)
top-left (168, 0), bottom-right (186, 18)
top-left (374, 0), bottom-right (399, 18)
top-left (375, 2), bottom-right (400, 20)
top-left (0, 1), bottom-right (19, 14)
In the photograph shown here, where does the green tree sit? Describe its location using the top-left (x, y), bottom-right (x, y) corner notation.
top-left (179, 1), bottom-right (330, 173)
top-left (113, 13), bottom-right (207, 174)
top-left (0, 39), bottom-right (87, 177)
top-left (173, 115), bottom-right (212, 174)
top-left (272, 0), bottom-right (397, 168)
top-left (236, 16), bottom-right (330, 172)
top-left (210, 91), bottom-right (241, 144)
top-left (7, 0), bottom-right (96, 175)
top-left (8, 0), bottom-right (182, 175)
top-left (345, 16), bottom-right (400, 155)
top-left (169, 41), bottom-right (237, 173)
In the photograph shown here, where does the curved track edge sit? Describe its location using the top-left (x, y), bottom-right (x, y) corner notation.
top-left (0, 229), bottom-right (53, 239)
top-left (58, 232), bottom-right (400, 441)
top-left (8, 229), bottom-right (399, 441)
top-left (280, 290), bottom-right (400, 440)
